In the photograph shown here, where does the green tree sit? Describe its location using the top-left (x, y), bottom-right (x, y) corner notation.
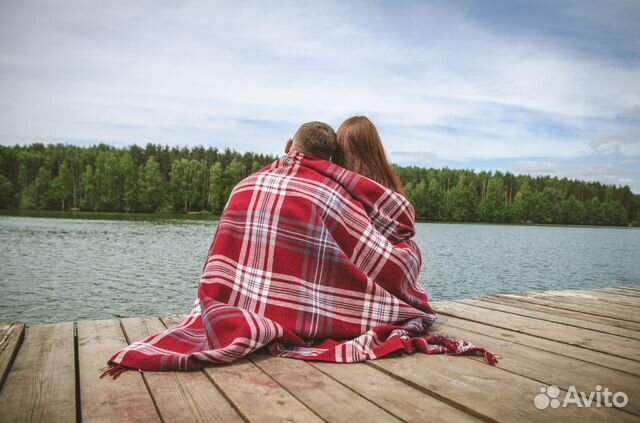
top-left (35, 166), bottom-right (51, 209)
top-left (80, 164), bottom-right (96, 211)
top-left (584, 197), bottom-right (604, 225)
top-left (559, 195), bottom-right (585, 224)
top-left (251, 161), bottom-right (263, 174)
top-left (51, 161), bottom-right (74, 210)
top-left (186, 159), bottom-right (206, 211)
top-left (0, 174), bottom-right (14, 208)
top-left (531, 187), bottom-right (561, 223)
top-left (223, 159), bottom-right (246, 203)
top-left (479, 177), bottom-right (505, 222)
top-left (602, 200), bottom-right (628, 226)
top-left (170, 159), bottom-right (189, 212)
top-left (120, 153), bottom-right (139, 212)
top-left (444, 178), bottom-right (477, 221)
top-left (208, 161), bottom-right (224, 213)
top-left (140, 156), bottom-right (165, 212)
top-left (94, 151), bottom-right (121, 211)
top-left (512, 181), bottom-right (534, 222)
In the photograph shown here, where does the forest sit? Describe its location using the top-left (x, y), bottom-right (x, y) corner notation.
top-left (0, 143), bottom-right (638, 226)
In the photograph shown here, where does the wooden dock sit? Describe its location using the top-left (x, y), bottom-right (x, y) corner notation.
top-left (1, 287), bottom-right (639, 422)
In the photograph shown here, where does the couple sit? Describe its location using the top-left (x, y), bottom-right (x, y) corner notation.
top-left (103, 116), bottom-right (495, 377)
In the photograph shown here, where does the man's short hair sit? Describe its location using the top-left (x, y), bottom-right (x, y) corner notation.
top-left (292, 121), bottom-right (337, 160)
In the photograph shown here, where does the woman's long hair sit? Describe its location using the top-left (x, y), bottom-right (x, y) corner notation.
top-left (333, 116), bottom-right (405, 195)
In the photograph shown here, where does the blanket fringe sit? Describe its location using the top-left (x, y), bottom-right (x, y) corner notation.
top-left (99, 364), bottom-right (133, 380)
top-left (434, 334), bottom-right (500, 365)
top-left (484, 350), bottom-right (499, 365)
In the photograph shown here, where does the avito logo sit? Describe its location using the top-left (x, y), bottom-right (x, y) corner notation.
top-left (534, 385), bottom-right (628, 410)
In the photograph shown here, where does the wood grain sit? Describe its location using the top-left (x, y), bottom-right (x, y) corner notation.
top-left (433, 301), bottom-right (640, 360)
top-left (77, 319), bottom-right (161, 423)
top-left (120, 317), bottom-right (242, 423)
top-left (0, 323), bottom-right (75, 423)
top-left (477, 295), bottom-right (640, 331)
top-left (0, 322), bottom-right (24, 390)
top-left (251, 352), bottom-right (400, 423)
top-left (310, 360), bottom-right (482, 423)
top-left (456, 298), bottom-right (640, 340)
top-left (438, 313), bottom-right (640, 376)
top-left (370, 352), bottom-right (637, 423)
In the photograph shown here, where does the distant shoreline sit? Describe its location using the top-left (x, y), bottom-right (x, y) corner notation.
top-left (1, 208), bottom-right (636, 229)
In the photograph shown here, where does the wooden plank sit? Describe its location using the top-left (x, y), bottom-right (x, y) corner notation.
top-left (497, 293), bottom-right (640, 323)
top-left (571, 289), bottom-right (640, 305)
top-left (203, 359), bottom-right (324, 423)
top-left (161, 315), bottom-right (189, 328)
top-left (164, 313), bottom-right (477, 422)
top-left (432, 301), bottom-right (640, 361)
top-left (77, 319), bottom-right (161, 423)
top-left (370, 352), bottom-right (636, 423)
top-left (121, 317), bottom-right (243, 423)
top-left (251, 353), bottom-right (400, 423)
top-left (457, 299), bottom-right (640, 340)
top-left (0, 322), bottom-right (24, 390)
top-left (163, 312), bottom-right (324, 422)
top-left (594, 288), bottom-right (640, 298)
top-left (429, 321), bottom-right (640, 416)
top-left (0, 323), bottom-right (75, 423)
top-left (439, 313), bottom-right (640, 376)
top-left (478, 295), bottom-right (640, 332)
top-left (310, 361), bottom-right (483, 423)
top-left (533, 291), bottom-right (640, 310)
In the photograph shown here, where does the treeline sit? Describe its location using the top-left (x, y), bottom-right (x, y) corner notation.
top-left (0, 143), bottom-right (275, 214)
top-left (398, 167), bottom-right (638, 226)
top-left (0, 143), bottom-right (638, 226)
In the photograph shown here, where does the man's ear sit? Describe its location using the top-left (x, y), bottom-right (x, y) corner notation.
top-left (285, 138), bottom-right (293, 153)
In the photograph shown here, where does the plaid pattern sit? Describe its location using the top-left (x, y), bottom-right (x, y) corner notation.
top-left (106, 152), bottom-right (496, 372)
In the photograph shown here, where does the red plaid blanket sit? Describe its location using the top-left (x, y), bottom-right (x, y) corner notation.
top-left (103, 152), bottom-right (496, 377)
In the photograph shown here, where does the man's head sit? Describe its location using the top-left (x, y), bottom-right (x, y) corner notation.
top-left (285, 121), bottom-right (337, 160)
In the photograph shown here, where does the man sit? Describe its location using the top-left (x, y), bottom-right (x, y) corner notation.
top-left (103, 121), bottom-right (494, 377)
top-left (284, 121), bottom-right (338, 160)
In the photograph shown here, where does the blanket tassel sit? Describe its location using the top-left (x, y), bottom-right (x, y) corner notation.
top-left (99, 364), bottom-right (132, 380)
top-left (484, 350), bottom-right (499, 365)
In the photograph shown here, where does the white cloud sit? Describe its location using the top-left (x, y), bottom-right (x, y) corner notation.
top-left (590, 129), bottom-right (640, 156)
top-left (0, 0), bottom-right (639, 189)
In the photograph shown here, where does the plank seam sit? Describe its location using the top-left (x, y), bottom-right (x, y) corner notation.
top-left (200, 369), bottom-right (252, 423)
top-left (365, 361), bottom-right (497, 423)
top-left (435, 307), bottom-right (640, 364)
top-left (537, 292), bottom-right (640, 309)
top-left (158, 316), bottom-right (248, 423)
top-left (440, 318), bottom-right (640, 378)
top-left (118, 318), bottom-right (166, 423)
top-left (451, 355), bottom-right (640, 419)
top-left (245, 355), bottom-right (328, 423)
top-left (307, 361), bottom-right (427, 423)
top-left (74, 321), bottom-right (81, 423)
top-left (477, 297), bottom-right (640, 331)
top-left (452, 299), bottom-right (640, 341)
top-left (0, 323), bottom-right (25, 392)
top-left (592, 289), bottom-right (640, 298)
top-left (497, 295), bottom-right (640, 324)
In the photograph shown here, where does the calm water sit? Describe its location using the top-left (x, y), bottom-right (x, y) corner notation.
top-left (1, 216), bottom-right (638, 324)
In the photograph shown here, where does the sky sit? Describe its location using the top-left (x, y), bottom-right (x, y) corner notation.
top-left (1, 0), bottom-right (639, 191)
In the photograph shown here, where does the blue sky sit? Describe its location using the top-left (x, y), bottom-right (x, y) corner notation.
top-left (1, 1), bottom-right (639, 191)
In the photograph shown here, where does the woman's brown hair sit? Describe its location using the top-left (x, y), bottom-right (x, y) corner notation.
top-left (333, 116), bottom-right (405, 195)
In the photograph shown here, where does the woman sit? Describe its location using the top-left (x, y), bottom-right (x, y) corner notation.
top-left (333, 116), bottom-right (405, 195)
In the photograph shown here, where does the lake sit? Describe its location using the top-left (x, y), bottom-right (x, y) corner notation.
top-left (1, 215), bottom-right (638, 324)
